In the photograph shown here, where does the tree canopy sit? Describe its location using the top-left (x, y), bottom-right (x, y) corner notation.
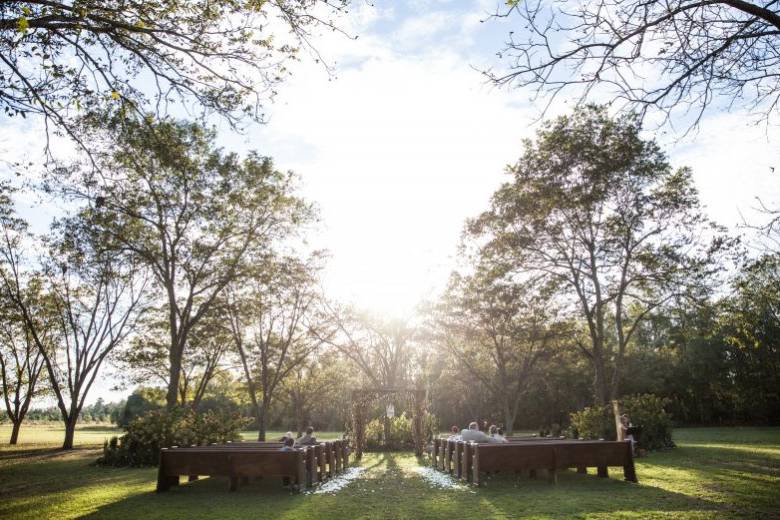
top-left (490, 1), bottom-right (780, 129)
top-left (0, 0), bottom-right (350, 153)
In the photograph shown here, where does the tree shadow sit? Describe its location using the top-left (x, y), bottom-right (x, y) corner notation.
top-left (0, 447), bottom-right (63, 462)
top-left (8, 449), bottom-right (776, 520)
top-left (80, 454), bottom-right (382, 519)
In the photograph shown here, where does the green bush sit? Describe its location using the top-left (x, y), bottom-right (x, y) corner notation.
top-left (568, 394), bottom-right (675, 451)
top-left (622, 393), bottom-right (675, 450)
top-left (365, 412), bottom-right (439, 451)
top-left (568, 405), bottom-right (615, 440)
top-left (98, 407), bottom-right (248, 466)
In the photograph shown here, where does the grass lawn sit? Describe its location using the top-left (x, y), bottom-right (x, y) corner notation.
top-left (1, 426), bottom-right (778, 519)
top-left (0, 423), bottom-right (343, 448)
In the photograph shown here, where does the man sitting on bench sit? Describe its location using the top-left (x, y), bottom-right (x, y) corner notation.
top-left (297, 426), bottom-right (318, 446)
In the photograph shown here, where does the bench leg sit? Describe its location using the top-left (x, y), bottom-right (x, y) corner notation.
top-left (548, 468), bottom-right (557, 484)
top-left (230, 476), bottom-right (239, 492)
top-left (529, 469), bottom-right (537, 479)
top-left (577, 466), bottom-right (587, 474)
top-left (624, 461), bottom-right (638, 483)
top-left (597, 466), bottom-right (608, 478)
top-left (156, 467), bottom-right (172, 492)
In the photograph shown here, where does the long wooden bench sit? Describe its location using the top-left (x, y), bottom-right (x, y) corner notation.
top-left (457, 440), bottom-right (637, 485)
top-left (156, 446), bottom-right (310, 492)
top-left (433, 436), bottom-right (563, 476)
top-left (206, 443), bottom-right (322, 487)
top-left (219, 439), bottom-right (349, 480)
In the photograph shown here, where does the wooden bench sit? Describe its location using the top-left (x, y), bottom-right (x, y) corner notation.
top-left (219, 439), bottom-right (348, 480)
top-left (458, 440), bottom-right (637, 485)
top-left (156, 446), bottom-right (310, 492)
top-left (213, 443), bottom-right (323, 487)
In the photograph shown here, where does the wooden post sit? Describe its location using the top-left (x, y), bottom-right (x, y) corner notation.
top-left (597, 466), bottom-right (609, 478)
top-left (461, 442), bottom-right (471, 482)
top-left (318, 445), bottom-right (327, 480)
top-left (472, 444), bottom-right (480, 486)
top-left (444, 440), bottom-right (452, 473)
top-left (297, 450), bottom-right (306, 492)
top-left (455, 441), bottom-right (462, 479)
top-left (623, 443), bottom-right (638, 483)
top-left (156, 450), bottom-right (170, 492)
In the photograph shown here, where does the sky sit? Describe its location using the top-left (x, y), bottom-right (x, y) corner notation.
top-left (2, 0), bottom-right (780, 403)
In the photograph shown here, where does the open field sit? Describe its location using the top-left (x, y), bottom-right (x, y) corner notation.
top-left (1, 426), bottom-right (778, 519)
top-left (0, 423), bottom-right (343, 449)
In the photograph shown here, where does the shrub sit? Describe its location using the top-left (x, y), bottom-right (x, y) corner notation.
top-left (365, 412), bottom-right (439, 451)
top-left (98, 407), bottom-right (248, 466)
top-left (568, 394), bottom-right (675, 450)
top-left (568, 405), bottom-right (615, 440)
top-left (622, 394), bottom-right (675, 450)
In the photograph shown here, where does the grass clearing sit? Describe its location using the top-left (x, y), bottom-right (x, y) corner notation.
top-left (0, 423), bottom-right (343, 450)
top-left (1, 426), bottom-right (778, 519)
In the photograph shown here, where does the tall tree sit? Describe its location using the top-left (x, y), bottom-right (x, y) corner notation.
top-left (0, 196), bottom-right (146, 449)
top-left (0, 0), bottom-right (350, 154)
top-left (719, 254), bottom-right (780, 421)
top-left (489, 0), bottom-right (780, 129)
top-left (227, 255), bottom-right (326, 440)
top-left (468, 105), bottom-right (724, 411)
top-left (280, 354), bottom-right (342, 436)
top-left (118, 303), bottom-right (231, 409)
top-left (0, 275), bottom-right (46, 444)
top-left (432, 269), bottom-right (560, 433)
top-left (61, 115), bottom-right (314, 409)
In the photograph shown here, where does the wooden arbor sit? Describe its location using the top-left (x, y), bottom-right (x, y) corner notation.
top-left (349, 386), bottom-right (427, 460)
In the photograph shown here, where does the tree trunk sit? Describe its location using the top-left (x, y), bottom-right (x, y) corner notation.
top-left (503, 403), bottom-right (516, 435)
top-left (62, 418), bottom-right (77, 450)
top-left (592, 355), bottom-right (609, 406)
top-left (382, 415), bottom-right (390, 447)
top-left (167, 346), bottom-right (183, 410)
top-left (9, 420), bottom-right (21, 445)
top-left (256, 407), bottom-right (266, 441)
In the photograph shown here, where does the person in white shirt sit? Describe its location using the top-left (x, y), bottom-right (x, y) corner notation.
top-left (460, 421), bottom-right (491, 442)
top-left (296, 426), bottom-right (317, 446)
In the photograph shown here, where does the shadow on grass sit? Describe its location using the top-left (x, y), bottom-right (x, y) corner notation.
top-left (0, 447), bottom-right (63, 462)
top-left (77, 426), bottom-right (123, 432)
top-left (5, 448), bottom-right (776, 520)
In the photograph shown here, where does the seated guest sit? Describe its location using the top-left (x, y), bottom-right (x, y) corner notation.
top-left (489, 425), bottom-right (508, 443)
top-left (279, 437), bottom-right (296, 488)
top-left (279, 431), bottom-right (297, 447)
top-left (460, 421), bottom-right (491, 442)
top-left (620, 414), bottom-right (637, 454)
top-left (447, 425), bottom-right (460, 439)
top-left (297, 426), bottom-right (317, 445)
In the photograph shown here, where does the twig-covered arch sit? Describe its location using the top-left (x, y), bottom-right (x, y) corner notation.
top-left (349, 386), bottom-right (427, 460)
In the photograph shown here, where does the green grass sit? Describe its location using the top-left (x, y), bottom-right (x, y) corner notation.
top-left (0, 423), bottom-right (343, 449)
top-left (1, 426), bottom-right (778, 519)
